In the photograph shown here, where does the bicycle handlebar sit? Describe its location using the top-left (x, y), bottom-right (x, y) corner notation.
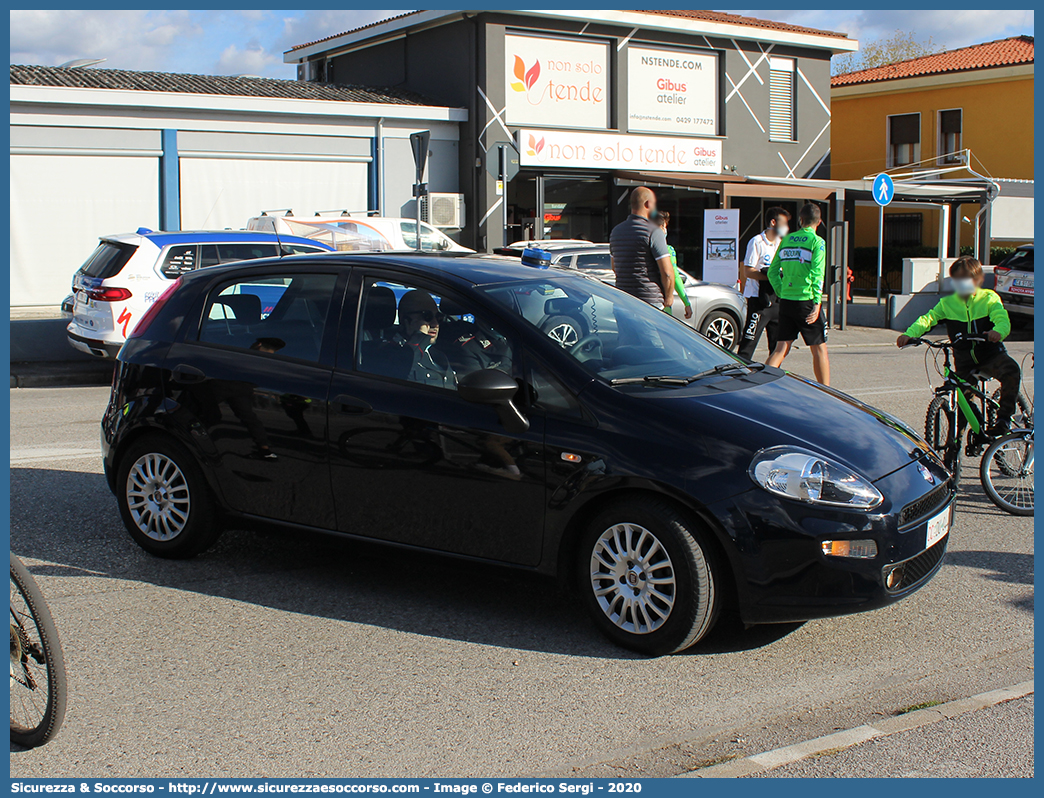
top-left (902, 335), bottom-right (989, 349)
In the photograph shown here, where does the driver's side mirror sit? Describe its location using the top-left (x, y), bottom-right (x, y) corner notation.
top-left (458, 369), bottom-right (530, 434)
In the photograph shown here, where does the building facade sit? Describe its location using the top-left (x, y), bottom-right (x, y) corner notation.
top-left (286, 10), bottom-right (856, 270)
top-left (831, 36), bottom-right (1034, 252)
top-left (10, 65), bottom-right (466, 308)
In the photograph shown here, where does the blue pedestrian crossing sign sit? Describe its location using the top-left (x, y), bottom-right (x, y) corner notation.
top-left (873, 173), bottom-right (895, 206)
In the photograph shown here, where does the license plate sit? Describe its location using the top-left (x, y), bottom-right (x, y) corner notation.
top-left (1014, 278), bottom-right (1033, 287)
top-left (926, 506), bottom-right (950, 549)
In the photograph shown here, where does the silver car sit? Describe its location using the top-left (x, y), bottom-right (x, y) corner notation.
top-left (994, 244), bottom-right (1033, 324)
top-left (512, 243), bottom-right (746, 350)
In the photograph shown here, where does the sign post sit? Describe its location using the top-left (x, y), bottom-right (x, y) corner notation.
top-left (872, 172), bottom-right (895, 305)
top-left (410, 131), bottom-right (431, 251)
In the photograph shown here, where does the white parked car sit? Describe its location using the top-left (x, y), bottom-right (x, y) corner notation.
top-left (67, 229), bottom-right (331, 359)
top-left (246, 213), bottom-right (473, 253)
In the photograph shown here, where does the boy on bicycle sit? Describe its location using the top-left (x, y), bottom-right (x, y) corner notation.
top-left (897, 255), bottom-right (1021, 435)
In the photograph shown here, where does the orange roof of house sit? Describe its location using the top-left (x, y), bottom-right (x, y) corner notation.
top-left (289, 9), bottom-right (848, 53)
top-left (832, 35), bottom-right (1034, 87)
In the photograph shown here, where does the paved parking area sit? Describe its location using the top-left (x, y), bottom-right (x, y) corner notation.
top-left (9, 329), bottom-right (1034, 777)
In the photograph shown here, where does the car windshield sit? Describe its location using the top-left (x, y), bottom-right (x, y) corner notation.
top-left (481, 276), bottom-right (743, 385)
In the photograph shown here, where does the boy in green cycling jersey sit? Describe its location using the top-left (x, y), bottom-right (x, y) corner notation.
top-left (658, 212), bottom-right (692, 319)
top-left (897, 255), bottom-right (1021, 435)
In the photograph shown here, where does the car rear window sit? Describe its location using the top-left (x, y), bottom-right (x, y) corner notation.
top-left (78, 241), bottom-right (138, 279)
top-left (1001, 249), bottom-right (1033, 273)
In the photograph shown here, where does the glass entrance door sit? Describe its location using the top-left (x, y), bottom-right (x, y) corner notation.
top-left (541, 176), bottom-right (609, 242)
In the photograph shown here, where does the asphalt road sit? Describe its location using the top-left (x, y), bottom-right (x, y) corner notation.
top-left (9, 329), bottom-right (1034, 778)
top-left (747, 694), bottom-right (1034, 778)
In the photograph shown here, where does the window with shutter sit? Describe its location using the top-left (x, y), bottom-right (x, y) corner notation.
top-left (768, 57), bottom-right (796, 142)
top-left (888, 113), bottom-right (920, 167)
top-left (939, 109), bottom-right (962, 164)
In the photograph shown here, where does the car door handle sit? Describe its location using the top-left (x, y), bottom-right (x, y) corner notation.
top-left (333, 394), bottom-right (372, 414)
top-left (171, 364), bottom-right (207, 384)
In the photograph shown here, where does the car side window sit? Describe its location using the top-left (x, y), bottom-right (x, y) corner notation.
top-left (356, 278), bottom-right (518, 391)
top-left (283, 244), bottom-right (328, 255)
top-left (575, 252), bottom-right (611, 270)
top-left (161, 245), bottom-right (198, 278)
top-left (199, 245), bottom-right (221, 269)
top-left (216, 243), bottom-right (280, 263)
top-left (198, 273), bottom-right (337, 364)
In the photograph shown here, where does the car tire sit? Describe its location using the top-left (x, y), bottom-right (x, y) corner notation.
top-left (699, 310), bottom-right (739, 351)
top-left (542, 315), bottom-right (585, 349)
top-left (578, 498), bottom-right (720, 656)
top-left (116, 434), bottom-right (222, 559)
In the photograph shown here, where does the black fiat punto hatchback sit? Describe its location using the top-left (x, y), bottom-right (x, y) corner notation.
top-left (103, 253), bottom-right (954, 654)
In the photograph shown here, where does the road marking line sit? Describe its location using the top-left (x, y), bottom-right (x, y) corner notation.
top-left (680, 680), bottom-right (1034, 778)
top-left (10, 446), bottom-right (98, 465)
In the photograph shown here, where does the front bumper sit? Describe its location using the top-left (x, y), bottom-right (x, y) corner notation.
top-left (710, 456), bottom-right (955, 624)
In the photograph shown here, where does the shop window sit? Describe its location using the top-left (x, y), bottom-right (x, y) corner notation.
top-left (883, 214), bottom-right (923, 247)
top-left (888, 113), bottom-right (920, 168)
top-left (939, 109), bottom-right (962, 164)
top-left (768, 58), bottom-right (796, 142)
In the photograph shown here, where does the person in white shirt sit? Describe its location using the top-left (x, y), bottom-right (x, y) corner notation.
top-left (737, 207), bottom-right (790, 360)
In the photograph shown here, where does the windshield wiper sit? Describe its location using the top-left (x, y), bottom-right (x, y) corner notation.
top-left (610, 362), bottom-right (762, 386)
top-left (686, 362), bottom-right (764, 382)
top-left (609, 375), bottom-right (693, 386)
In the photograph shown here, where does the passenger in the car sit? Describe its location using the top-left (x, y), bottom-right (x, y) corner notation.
top-left (435, 300), bottom-right (513, 377)
top-left (375, 290), bottom-right (456, 389)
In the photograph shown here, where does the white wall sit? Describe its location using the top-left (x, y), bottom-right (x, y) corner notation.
top-left (179, 158), bottom-right (370, 230)
top-left (10, 154), bottom-right (159, 306)
top-left (991, 195), bottom-right (1034, 241)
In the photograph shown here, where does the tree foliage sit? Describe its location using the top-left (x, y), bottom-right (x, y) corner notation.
top-left (833, 31), bottom-right (944, 75)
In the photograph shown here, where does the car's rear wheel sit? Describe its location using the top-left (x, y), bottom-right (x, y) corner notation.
top-left (116, 435), bottom-right (222, 559)
top-left (578, 498), bottom-right (720, 655)
top-left (699, 311), bottom-right (739, 351)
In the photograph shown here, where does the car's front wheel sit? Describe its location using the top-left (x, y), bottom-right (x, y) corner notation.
top-left (699, 310), bottom-right (739, 350)
top-left (116, 434), bottom-right (222, 559)
top-left (578, 498), bottom-right (720, 655)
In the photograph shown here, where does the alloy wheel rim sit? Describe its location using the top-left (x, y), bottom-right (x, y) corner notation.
top-left (126, 453), bottom-right (191, 541)
top-left (548, 323), bottom-right (579, 348)
top-left (589, 523), bottom-right (676, 634)
top-left (707, 318), bottom-right (735, 348)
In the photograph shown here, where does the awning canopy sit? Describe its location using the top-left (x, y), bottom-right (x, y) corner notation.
top-left (613, 170), bottom-right (993, 204)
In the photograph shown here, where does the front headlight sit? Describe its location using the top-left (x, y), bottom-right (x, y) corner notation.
top-left (749, 446), bottom-right (884, 509)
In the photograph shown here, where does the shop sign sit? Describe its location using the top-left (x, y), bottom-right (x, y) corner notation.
top-left (517, 129), bottom-right (721, 173)
top-left (505, 34), bottom-right (610, 129)
top-left (627, 46), bottom-right (719, 136)
top-left (702, 209), bottom-right (740, 286)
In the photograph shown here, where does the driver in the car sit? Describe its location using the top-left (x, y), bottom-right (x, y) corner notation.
top-left (380, 290), bottom-right (456, 389)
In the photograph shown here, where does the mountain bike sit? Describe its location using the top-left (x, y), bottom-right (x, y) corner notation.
top-left (980, 427), bottom-right (1033, 515)
top-left (10, 553), bottom-right (67, 748)
top-left (903, 337), bottom-right (1032, 481)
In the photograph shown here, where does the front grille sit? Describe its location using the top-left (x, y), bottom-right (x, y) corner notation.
top-left (899, 483), bottom-right (951, 527)
top-left (884, 535), bottom-right (948, 593)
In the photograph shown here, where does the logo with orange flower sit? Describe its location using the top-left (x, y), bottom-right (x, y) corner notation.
top-left (510, 55), bottom-right (541, 94)
top-left (525, 134), bottom-right (545, 158)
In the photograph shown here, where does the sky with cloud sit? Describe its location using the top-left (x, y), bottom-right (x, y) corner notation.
top-left (9, 8), bottom-right (1034, 80)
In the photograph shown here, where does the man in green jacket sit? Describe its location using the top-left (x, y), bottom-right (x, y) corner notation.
top-left (767, 203), bottom-right (830, 385)
top-left (897, 255), bottom-right (1021, 435)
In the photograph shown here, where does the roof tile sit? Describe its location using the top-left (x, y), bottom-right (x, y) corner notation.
top-left (288, 8), bottom-right (848, 52)
top-left (9, 64), bottom-right (441, 106)
top-left (832, 35), bottom-right (1033, 87)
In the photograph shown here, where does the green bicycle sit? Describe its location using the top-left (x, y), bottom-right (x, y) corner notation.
top-left (904, 337), bottom-right (1033, 481)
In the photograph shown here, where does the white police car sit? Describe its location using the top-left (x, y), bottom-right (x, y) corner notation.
top-left (67, 229), bottom-right (332, 359)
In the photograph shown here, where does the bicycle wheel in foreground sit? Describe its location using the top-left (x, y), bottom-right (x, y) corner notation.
top-left (979, 433), bottom-right (1034, 516)
top-left (10, 553), bottom-right (67, 748)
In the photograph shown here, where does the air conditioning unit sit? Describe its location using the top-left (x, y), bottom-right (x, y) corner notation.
top-left (420, 193), bottom-right (466, 229)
